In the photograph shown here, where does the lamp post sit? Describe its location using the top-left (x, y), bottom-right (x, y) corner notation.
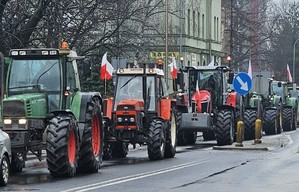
top-left (293, 39), bottom-right (299, 83)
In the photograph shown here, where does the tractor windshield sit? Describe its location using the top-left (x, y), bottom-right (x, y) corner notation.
top-left (272, 83), bottom-right (283, 96)
top-left (8, 59), bottom-right (61, 94)
top-left (189, 69), bottom-right (223, 105)
top-left (114, 75), bottom-right (155, 111)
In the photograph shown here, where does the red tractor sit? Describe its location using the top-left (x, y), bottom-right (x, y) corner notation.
top-left (103, 62), bottom-right (177, 160)
top-left (176, 66), bottom-right (241, 146)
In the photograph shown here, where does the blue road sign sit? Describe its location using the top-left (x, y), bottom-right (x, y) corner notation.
top-left (233, 72), bottom-right (252, 95)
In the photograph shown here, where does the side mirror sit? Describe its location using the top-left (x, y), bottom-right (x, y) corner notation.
top-left (82, 58), bottom-right (91, 77)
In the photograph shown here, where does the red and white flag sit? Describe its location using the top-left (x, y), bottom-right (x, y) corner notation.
top-left (248, 59), bottom-right (252, 79)
top-left (168, 57), bottom-right (178, 79)
top-left (192, 80), bottom-right (202, 112)
top-left (287, 64), bottom-right (293, 82)
top-left (192, 80), bottom-right (200, 101)
top-left (100, 52), bottom-right (114, 80)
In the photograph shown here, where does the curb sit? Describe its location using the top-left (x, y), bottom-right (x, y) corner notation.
top-left (212, 133), bottom-right (292, 151)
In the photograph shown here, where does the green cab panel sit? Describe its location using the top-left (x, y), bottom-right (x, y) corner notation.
top-left (69, 92), bottom-right (83, 121)
top-left (2, 93), bottom-right (47, 118)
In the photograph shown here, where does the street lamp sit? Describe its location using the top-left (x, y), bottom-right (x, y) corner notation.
top-left (292, 39), bottom-right (299, 83)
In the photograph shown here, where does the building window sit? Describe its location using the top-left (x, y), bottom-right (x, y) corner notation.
top-left (217, 17), bottom-right (219, 41)
top-left (214, 16), bottom-right (216, 40)
top-left (188, 9), bottom-right (190, 36)
top-left (193, 11), bottom-right (196, 37)
top-left (202, 14), bottom-right (205, 38)
top-left (198, 12), bottom-right (200, 38)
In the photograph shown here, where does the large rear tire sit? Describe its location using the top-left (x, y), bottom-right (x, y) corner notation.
top-left (282, 108), bottom-right (293, 131)
top-left (147, 119), bottom-right (165, 160)
top-left (164, 110), bottom-right (177, 158)
top-left (215, 110), bottom-right (234, 146)
top-left (78, 97), bottom-right (104, 173)
top-left (263, 109), bottom-right (278, 135)
top-left (46, 115), bottom-right (79, 177)
top-left (243, 110), bottom-right (257, 140)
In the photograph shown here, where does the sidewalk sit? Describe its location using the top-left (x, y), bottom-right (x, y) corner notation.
top-left (213, 132), bottom-right (292, 151)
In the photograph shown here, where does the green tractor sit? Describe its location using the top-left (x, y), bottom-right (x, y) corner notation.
top-left (287, 83), bottom-right (299, 125)
top-left (271, 80), bottom-right (297, 131)
top-left (244, 74), bottom-right (282, 140)
top-left (0, 44), bottom-right (103, 177)
top-left (261, 78), bottom-right (283, 135)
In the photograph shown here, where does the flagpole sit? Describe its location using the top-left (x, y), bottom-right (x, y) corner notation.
top-left (104, 74), bottom-right (107, 96)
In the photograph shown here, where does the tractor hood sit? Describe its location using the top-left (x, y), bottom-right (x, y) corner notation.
top-left (116, 99), bottom-right (144, 111)
top-left (2, 93), bottom-right (47, 118)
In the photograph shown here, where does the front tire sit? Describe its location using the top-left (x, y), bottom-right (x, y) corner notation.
top-left (10, 153), bottom-right (24, 173)
top-left (215, 110), bottom-right (235, 146)
top-left (46, 115), bottom-right (79, 177)
top-left (164, 110), bottom-right (177, 158)
top-left (263, 109), bottom-right (279, 135)
top-left (147, 119), bottom-right (166, 160)
top-left (0, 155), bottom-right (10, 186)
top-left (243, 110), bottom-right (257, 140)
top-left (111, 142), bottom-right (128, 158)
top-left (78, 97), bottom-right (104, 173)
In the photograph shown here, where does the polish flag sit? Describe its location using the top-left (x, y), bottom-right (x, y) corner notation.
top-left (287, 64), bottom-right (293, 82)
top-left (168, 57), bottom-right (178, 79)
top-left (192, 80), bottom-right (202, 112)
top-left (248, 59), bottom-right (252, 79)
top-left (100, 52), bottom-right (114, 80)
top-left (192, 80), bottom-right (200, 100)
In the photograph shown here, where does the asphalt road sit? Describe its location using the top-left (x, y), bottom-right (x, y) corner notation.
top-left (2, 130), bottom-right (298, 192)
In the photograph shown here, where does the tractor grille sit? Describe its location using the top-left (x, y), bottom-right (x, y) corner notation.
top-left (3, 101), bottom-right (25, 117)
top-left (117, 115), bottom-right (136, 127)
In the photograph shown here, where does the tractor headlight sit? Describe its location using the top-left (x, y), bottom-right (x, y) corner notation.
top-left (130, 117), bottom-right (135, 122)
top-left (117, 117), bottom-right (123, 122)
top-left (3, 119), bottom-right (12, 125)
top-left (18, 119), bottom-right (27, 124)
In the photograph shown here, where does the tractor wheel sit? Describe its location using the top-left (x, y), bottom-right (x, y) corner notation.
top-left (78, 97), bottom-right (104, 173)
top-left (214, 110), bottom-right (234, 146)
top-left (243, 110), bottom-right (257, 140)
top-left (10, 153), bottom-right (24, 173)
top-left (164, 109), bottom-right (177, 158)
top-left (282, 108), bottom-right (293, 131)
top-left (0, 155), bottom-right (10, 186)
top-left (203, 130), bottom-right (215, 141)
top-left (176, 112), bottom-right (187, 146)
top-left (46, 115), bottom-right (79, 177)
top-left (147, 119), bottom-right (166, 160)
top-left (102, 142), bottom-right (113, 160)
top-left (263, 109), bottom-right (278, 135)
top-left (111, 142), bottom-right (128, 158)
top-left (186, 132), bottom-right (197, 145)
top-left (292, 108), bottom-right (297, 130)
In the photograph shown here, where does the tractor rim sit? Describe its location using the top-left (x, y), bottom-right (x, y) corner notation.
top-left (92, 115), bottom-right (100, 156)
top-left (68, 130), bottom-right (76, 164)
top-left (170, 112), bottom-right (176, 146)
top-left (2, 158), bottom-right (8, 183)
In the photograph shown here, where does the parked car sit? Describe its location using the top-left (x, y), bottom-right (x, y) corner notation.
top-left (0, 129), bottom-right (11, 186)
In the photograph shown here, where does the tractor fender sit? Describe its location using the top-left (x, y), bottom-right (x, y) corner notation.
top-left (286, 97), bottom-right (297, 109)
top-left (272, 96), bottom-right (282, 108)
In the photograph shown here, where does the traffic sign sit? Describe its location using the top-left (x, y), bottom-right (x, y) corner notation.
top-left (233, 72), bottom-right (252, 95)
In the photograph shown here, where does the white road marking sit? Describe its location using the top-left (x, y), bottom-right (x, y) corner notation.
top-left (61, 160), bottom-right (209, 192)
